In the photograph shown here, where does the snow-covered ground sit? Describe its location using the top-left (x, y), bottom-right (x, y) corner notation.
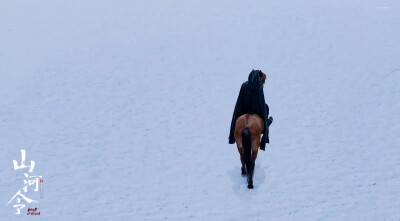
top-left (1, 0), bottom-right (399, 220)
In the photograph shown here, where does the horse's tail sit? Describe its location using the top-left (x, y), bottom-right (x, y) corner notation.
top-left (242, 127), bottom-right (254, 188)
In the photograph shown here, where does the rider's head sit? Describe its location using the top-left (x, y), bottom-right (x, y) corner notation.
top-left (259, 70), bottom-right (266, 86)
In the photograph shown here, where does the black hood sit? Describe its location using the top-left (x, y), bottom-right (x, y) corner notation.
top-left (248, 69), bottom-right (261, 90)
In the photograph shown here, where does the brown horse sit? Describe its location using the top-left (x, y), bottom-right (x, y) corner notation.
top-left (234, 114), bottom-right (264, 189)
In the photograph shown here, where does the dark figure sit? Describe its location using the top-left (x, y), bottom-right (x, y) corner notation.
top-left (229, 69), bottom-right (273, 151)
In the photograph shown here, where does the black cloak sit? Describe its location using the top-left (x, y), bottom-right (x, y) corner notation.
top-left (229, 70), bottom-right (269, 144)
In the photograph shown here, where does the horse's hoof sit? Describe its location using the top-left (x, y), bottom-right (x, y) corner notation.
top-left (241, 168), bottom-right (246, 175)
top-left (247, 184), bottom-right (254, 189)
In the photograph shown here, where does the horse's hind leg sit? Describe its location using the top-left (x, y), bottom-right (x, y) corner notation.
top-left (240, 155), bottom-right (246, 175)
top-left (236, 140), bottom-right (246, 175)
top-left (246, 136), bottom-right (261, 189)
top-left (252, 136), bottom-right (261, 162)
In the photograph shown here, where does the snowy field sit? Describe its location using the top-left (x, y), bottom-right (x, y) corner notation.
top-left (1, 0), bottom-right (400, 220)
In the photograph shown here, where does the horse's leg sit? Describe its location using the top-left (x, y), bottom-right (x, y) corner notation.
top-left (246, 134), bottom-right (261, 189)
top-left (252, 135), bottom-right (261, 162)
top-left (240, 155), bottom-right (246, 175)
top-left (235, 138), bottom-right (246, 175)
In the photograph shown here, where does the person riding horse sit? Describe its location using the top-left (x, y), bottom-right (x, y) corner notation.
top-left (229, 69), bottom-right (273, 151)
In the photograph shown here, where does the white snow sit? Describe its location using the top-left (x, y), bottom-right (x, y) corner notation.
top-left (1, 0), bottom-right (399, 220)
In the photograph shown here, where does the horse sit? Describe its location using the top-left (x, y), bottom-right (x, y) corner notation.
top-left (234, 114), bottom-right (264, 189)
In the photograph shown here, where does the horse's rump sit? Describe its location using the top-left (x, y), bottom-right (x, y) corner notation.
top-left (234, 114), bottom-right (264, 145)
